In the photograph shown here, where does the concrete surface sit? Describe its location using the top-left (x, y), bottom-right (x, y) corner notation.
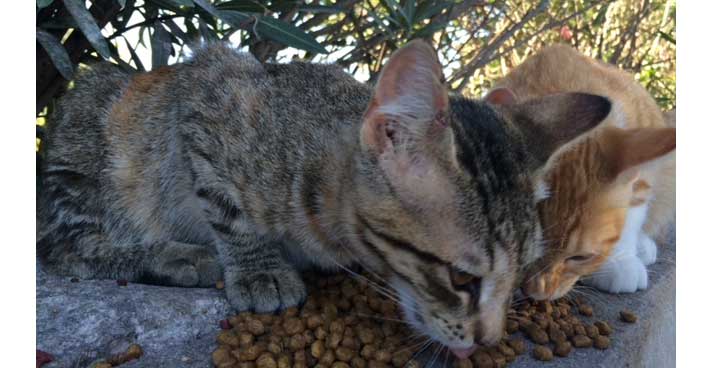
top-left (36, 230), bottom-right (674, 367)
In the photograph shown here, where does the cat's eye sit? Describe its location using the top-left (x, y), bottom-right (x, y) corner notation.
top-left (449, 268), bottom-right (481, 295)
top-left (566, 254), bottom-right (594, 262)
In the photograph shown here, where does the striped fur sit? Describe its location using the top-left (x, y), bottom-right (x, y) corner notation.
top-left (37, 41), bottom-right (606, 351)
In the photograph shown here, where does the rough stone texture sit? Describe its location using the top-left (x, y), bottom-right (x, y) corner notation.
top-left (37, 229), bottom-right (674, 367)
top-left (36, 260), bottom-right (228, 367)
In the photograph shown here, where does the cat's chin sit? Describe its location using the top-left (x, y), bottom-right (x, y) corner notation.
top-left (449, 344), bottom-right (478, 359)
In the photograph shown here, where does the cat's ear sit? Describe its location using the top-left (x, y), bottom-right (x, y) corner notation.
top-left (361, 39), bottom-right (449, 156)
top-left (484, 87), bottom-right (517, 105)
top-left (507, 92), bottom-right (611, 170)
top-left (600, 126), bottom-right (676, 179)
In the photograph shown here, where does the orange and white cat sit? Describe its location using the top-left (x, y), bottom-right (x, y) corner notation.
top-left (484, 44), bottom-right (676, 299)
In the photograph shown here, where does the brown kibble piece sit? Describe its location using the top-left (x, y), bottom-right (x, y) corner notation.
top-left (594, 335), bottom-right (611, 350)
top-left (247, 319), bottom-right (266, 336)
top-left (506, 338), bottom-right (526, 355)
top-left (585, 324), bottom-right (600, 338)
top-left (240, 343), bottom-right (264, 361)
top-left (578, 304), bottom-right (593, 316)
top-left (255, 352), bottom-right (276, 368)
top-left (283, 318), bottom-right (305, 335)
top-left (572, 334), bottom-right (593, 348)
top-left (594, 321), bottom-right (613, 335)
top-left (470, 350), bottom-right (494, 368)
top-left (336, 347), bottom-right (354, 362)
top-left (496, 343), bottom-right (515, 362)
top-left (94, 363), bottom-right (112, 368)
top-left (525, 324), bottom-right (549, 344)
top-left (573, 324), bottom-right (586, 336)
top-left (311, 340), bottom-right (325, 358)
top-left (216, 280), bottom-right (225, 289)
top-left (212, 346), bottom-right (232, 366)
top-left (505, 320), bottom-right (519, 334)
top-left (333, 363), bottom-right (352, 368)
top-left (553, 341), bottom-right (572, 357)
top-left (374, 349), bottom-right (392, 363)
top-left (532, 345), bottom-right (553, 361)
top-left (277, 355), bottom-right (292, 368)
top-left (320, 349), bottom-right (336, 365)
top-left (620, 310), bottom-right (637, 323)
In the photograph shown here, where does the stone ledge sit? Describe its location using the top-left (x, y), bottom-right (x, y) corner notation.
top-left (37, 231), bottom-right (674, 367)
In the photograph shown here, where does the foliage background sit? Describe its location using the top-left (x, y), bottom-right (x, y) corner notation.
top-left (36, 0), bottom-right (676, 147)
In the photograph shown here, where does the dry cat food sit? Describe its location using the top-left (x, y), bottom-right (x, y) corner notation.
top-left (90, 344), bottom-right (143, 368)
top-left (619, 310), bottom-right (638, 323)
top-left (213, 273), bottom-right (631, 367)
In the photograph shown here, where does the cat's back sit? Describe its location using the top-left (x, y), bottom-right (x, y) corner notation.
top-left (496, 44), bottom-right (664, 129)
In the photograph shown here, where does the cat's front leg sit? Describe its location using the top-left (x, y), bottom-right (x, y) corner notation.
top-left (220, 240), bottom-right (307, 313)
top-left (637, 233), bottom-right (658, 266)
top-left (145, 241), bottom-right (223, 287)
top-left (582, 255), bottom-right (648, 293)
top-left (196, 186), bottom-right (306, 312)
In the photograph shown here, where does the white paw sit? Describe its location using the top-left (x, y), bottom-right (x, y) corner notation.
top-left (637, 233), bottom-right (658, 266)
top-left (582, 256), bottom-right (648, 293)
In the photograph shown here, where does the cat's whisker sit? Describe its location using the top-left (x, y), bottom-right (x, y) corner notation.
top-left (405, 339), bottom-right (435, 367)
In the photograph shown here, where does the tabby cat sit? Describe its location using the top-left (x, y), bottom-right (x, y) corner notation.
top-left (37, 40), bottom-right (609, 354)
top-left (484, 44), bottom-right (675, 300)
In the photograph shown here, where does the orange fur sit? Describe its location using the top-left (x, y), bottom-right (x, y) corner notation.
top-left (489, 44), bottom-right (675, 300)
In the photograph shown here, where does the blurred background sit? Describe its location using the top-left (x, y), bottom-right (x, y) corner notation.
top-left (36, 0), bottom-right (676, 151)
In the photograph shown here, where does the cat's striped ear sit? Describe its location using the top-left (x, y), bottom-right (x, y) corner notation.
top-left (600, 126), bottom-right (676, 179)
top-left (361, 39), bottom-right (449, 154)
top-left (507, 92), bottom-right (612, 171)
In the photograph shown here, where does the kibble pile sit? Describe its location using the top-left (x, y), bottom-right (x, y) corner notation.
top-left (213, 272), bottom-right (637, 368)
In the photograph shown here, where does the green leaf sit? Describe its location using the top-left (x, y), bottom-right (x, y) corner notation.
top-left (255, 15), bottom-right (328, 54)
top-left (658, 31), bottom-right (676, 45)
top-left (37, 0), bottom-right (53, 8)
top-left (166, 0), bottom-right (195, 6)
top-left (218, 10), bottom-right (252, 29)
top-left (403, 0), bottom-right (416, 25)
top-left (117, 0), bottom-right (126, 9)
top-left (593, 3), bottom-right (609, 25)
top-left (412, 20), bottom-right (446, 38)
top-left (217, 0), bottom-right (266, 13)
top-left (298, 4), bottom-right (345, 14)
top-left (125, 40), bottom-right (145, 71)
top-left (63, 0), bottom-right (111, 59)
top-left (415, 1), bottom-right (451, 22)
top-left (151, 22), bottom-right (172, 68)
top-left (36, 28), bottom-right (74, 80)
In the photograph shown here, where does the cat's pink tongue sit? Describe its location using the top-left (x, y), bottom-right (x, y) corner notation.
top-left (450, 345), bottom-right (478, 359)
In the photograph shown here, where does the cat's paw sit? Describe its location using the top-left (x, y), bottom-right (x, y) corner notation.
top-left (149, 243), bottom-right (223, 287)
top-left (224, 266), bottom-right (307, 313)
top-left (637, 233), bottom-right (658, 266)
top-left (582, 256), bottom-right (648, 293)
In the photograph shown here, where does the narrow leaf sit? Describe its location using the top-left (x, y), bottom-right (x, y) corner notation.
top-left (151, 22), bottom-right (172, 68)
top-left (658, 31), bottom-right (676, 45)
top-left (36, 28), bottom-right (74, 79)
top-left (63, 0), bottom-right (111, 59)
top-left (118, 0), bottom-right (126, 9)
top-left (412, 21), bottom-right (447, 38)
top-left (125, 40), bottom-right (145, 71)
top-left (218, 0), bottom-right (266, 13)
top-left (593, 4), bottom-right (609, 25)
top-left (298, 4), bottom-right (345, 13)
top-left (218, 10), bottom-right (252, 29)
top-left (166, 0), bottom-right (194, 6)
top-left (37, 0), bottom-right (54, 9)
top-left (255, 15), bottom-right (327, 54)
